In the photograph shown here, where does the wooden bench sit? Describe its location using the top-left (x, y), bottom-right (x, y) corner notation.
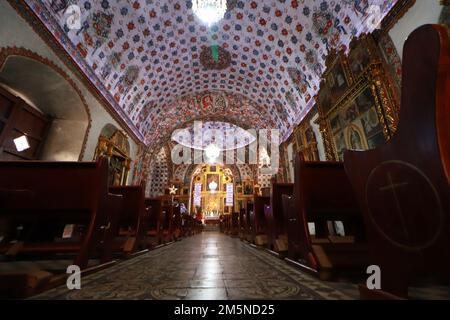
top-left (160, 205), bottom-right (174, 243)
top-left (145, 198), bottom-right (163, 247)
top-left (286, 153), bottom-right (368, 280)
top-left (231, 212), bottom-right (239, 236)
top-left (344, 24), bottom-right (450, 298)
top-left (238, 208), bottom-right (246, 240)
top-left (249, 196), bottom-right (270, 246)
top-left (171, 206), bottom-right (182, 240)
top-left (110, 183), bottom-right (149, 256)
top-left (0, 157), bottom-right (122, 271)
top-left (265, 183), bottom-right (293, 253)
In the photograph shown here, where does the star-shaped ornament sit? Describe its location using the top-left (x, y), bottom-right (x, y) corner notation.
top-left (169, 185), bottom-right (178, 195)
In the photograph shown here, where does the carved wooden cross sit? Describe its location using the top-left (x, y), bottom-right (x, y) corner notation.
top-left (378, 172), bottom-right (410, 239)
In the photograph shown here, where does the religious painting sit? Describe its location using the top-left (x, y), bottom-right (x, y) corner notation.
top-left (330, 114), bottom-right (341, 134)
top-left (355, 86), bottom-right (375, 114)
top-left (316, 33), bottom-right (399, 161)
top-left (340, 102), bottom-right (359, 126)
top-left (206, 174), bottom-right (220, 191)
top-left (295, 128), bottom-right (304, 150)
top-left (345, 123), bottom-right (367, 151)
top-left (243, 181), bottom-right (254, 195)
top-left (317, 88), bottom-right (333, 115)
top-left (348, 44), bottom-right (371, 79)
top-left (236, 183), bottom-right (243, 194)
top-left (305, 127), bottom-right (316, 144)
top-left (367, 132), bottom-right (386, 149)
top-left (327, 61), bottom-right (349, 104)
top-left (360, 107), bottom-right (382, 138)
top-left (334, 131), bottom-right (347, 161)
top-left (209, 165), bottom-right (217, 172)
top-left (329, 84), bottom-right (385, 160)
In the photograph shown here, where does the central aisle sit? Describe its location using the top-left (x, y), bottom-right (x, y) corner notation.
top-left (35, 232), bottom-right (356, 300)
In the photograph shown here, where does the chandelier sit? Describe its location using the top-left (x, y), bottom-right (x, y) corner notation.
top-left (192, 0), bottom-right (227, 26)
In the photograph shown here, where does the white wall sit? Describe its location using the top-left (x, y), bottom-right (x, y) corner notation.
top-left (0, 1), bottom-right (138, 177)
top-left (389, 0), bottom-right (444, 59)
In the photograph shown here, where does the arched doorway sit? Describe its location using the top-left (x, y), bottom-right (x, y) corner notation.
top-left (0, 49), bottom-right (91, 161)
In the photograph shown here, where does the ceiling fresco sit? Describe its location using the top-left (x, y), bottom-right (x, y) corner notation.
top-left (25, 0), bottom-right (398, 147)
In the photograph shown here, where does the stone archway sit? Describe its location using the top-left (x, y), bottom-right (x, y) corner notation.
top-left (0, 47), bottom-right (91, 160)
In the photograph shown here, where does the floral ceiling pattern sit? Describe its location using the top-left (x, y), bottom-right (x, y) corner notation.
top-left (25, 0), bottom-right (398, 147)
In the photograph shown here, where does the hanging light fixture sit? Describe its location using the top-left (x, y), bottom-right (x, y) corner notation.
top-left (192, 0), bottom-right (227, 26)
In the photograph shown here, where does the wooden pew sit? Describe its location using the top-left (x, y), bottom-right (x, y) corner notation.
top-left (171, 205), bottom-right (182, 240)
top-left (265, 183), bottom-right (294, 253)
top-left (145, 198), bottom-right (163, 247)
top-left (238, 208), bottom-right (246, 240)
top-left (0, 157), bottom-right (121, 271)
top-left (109, 183), bottom-right (149, 256)
top-left (249, 196), bottom-right (270, 246)
top-left (182, 215), bottom-right (198, 237)
top-left (231, 212), bottom-right (239, 236)
top-left (160, 205), bottom-right (174, 243)
top-left (344, 24), bottom-right (450, 298)
top-left (286, 153), bottom-right (368, 280)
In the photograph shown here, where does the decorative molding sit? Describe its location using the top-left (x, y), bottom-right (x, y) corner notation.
top-left (379, 0), bottom-right (416, 33)
top-left (0, 46), bottom-right (91, 161)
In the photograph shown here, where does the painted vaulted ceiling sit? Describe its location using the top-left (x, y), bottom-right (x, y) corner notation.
top-left (25, 0), bottom-right (398, 150)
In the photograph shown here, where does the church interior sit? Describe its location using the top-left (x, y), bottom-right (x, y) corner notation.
top-left (0, 0), bottom-right (449, 301)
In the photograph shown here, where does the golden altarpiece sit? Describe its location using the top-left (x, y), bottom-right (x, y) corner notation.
top-left (310, 33), bottom-right (400, 161)
top-left (190, 164), bottom-right (235, 220)
top-left (293, 110), bottom-right (320, 161)
top-left (94, 130), bottom-right (132, 186)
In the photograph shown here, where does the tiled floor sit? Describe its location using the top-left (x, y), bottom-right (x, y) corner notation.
top-left (33, 232), bottom-right (355, 300)
top-left (33, 232), bottom-right (450, 300)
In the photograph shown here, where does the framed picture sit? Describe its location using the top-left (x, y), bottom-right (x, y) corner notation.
top-left (340, 102), bottom-right (359, 126)
top-left (305, 127), bottom-right (316, 144)
top-left (329, 83), bottom-right (386, 160)
top-left (328, 61), bottom-right (349, 104)
top-left (243, 182), bottom-right (254, 195)
top-left (206, 174), bottom-right (219, 191)
top-left (330, 114), bottom-right (341, 134)
top-left (318, 88), bottom-right (333, 115)
top-left (348, 44), bottom-right (371, 79)
top-left (295, 128), bottom-right (304, 150)
top-left (355, 86), bottom-right (375, 114)
top-left (334, 131), bottom-right (347, 161)
top-left (315, 33), bottom-right (399, 161)
top-left (345, 123), bottom-right (368, 151)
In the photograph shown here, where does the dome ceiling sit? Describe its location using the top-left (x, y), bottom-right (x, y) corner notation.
top-left (25, 0), bottom-right (398, 148)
